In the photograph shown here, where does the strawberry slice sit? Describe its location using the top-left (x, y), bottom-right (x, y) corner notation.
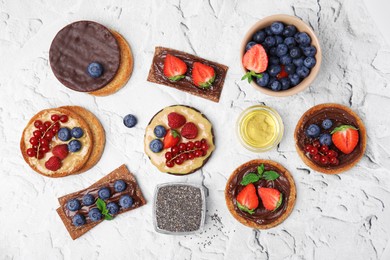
top-left (236, 183), bottom-right (259, 214)
top-left (331, 125), bottom-right (359, 154)
top-left (258, 187), bottom-right (282, 211)
top-left (192, 62), bottom-right (215, 88)
top-left (163, 129), bottom-right (181, 149)
top-left (163, 54), bottom-right (187, 81)
top-left (242, 44), bottom-right (268, 83)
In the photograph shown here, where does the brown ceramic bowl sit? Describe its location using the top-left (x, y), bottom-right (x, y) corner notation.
top-left (240, 14), bottom-right (322, 97)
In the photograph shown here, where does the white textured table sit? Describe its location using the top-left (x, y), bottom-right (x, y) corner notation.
top-left (1, 0), bottom-right (390, 259)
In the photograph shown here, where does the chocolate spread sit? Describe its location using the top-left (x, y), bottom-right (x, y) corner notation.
top-left (296, 106), bottom-right (364, 169)
top-left (49, 21), bottom-right (120, 92)
top-left (63, 179), bottom-right (143, 225)
top-left (226, 163), bottom-right (291, 225)
top-left (147, 47), bottom-right (228, 102)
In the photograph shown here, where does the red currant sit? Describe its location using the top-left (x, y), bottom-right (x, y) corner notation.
top-left (59, 115), bottom-right (68, 123)
top-left (36, 152), bottom-right (44, 160)
top-left (305, 144), bottom-right (313, 152)
top-left (38, 125), bottom-right (47, 132)
top-left (33, 130), bottom-right (42, 138)
top-left (320, 156), bottom-right (329, 165)
top-left (171, 146), bottom-right (179, 155)
top-left (188, 152), bottom-right (195, 160)
top-left (175, 158), bottom-right (184, 165)
top-left (34, 120), bottom-right (43, 128)
top-left (41, 146), bottom-right (50, 154)
top-left (179, 143), bottom-right (187, 152)
top-left (40, 138), bottom-right (49, 146)
top-left (165, 152), bottom-right (173, 160)
top-left (201, 143), bottom-right (209, 151)
top-left (312, 154), bottom-right (320, 161)
top-left (320, 145), bottom-right (329, 153)
top-left (186, 141), bottom-right (194, 150)
top-left (26, 148), bottom-right (36, 157)
top-left (201, 138), bottom-right (206, 144)
top-left (32, 144), bottom-right (38, 149)
top-left (51, 127), bottom-right (59, 134)
top-left (309, 147), bottom-right (318, 156)
top-left (51, 114), bottom-right (60, 121)
top-left (329, 157), bottom-right (339, 165)
top-left (179, 153), bottom-right (188, 161)
top-left (313, 140), bottom-right (321, 148)
top-left (166, 160), bottom-right (174, 168)
top-left (45, 131), bottom-right (54, 140)
top-left (44, 121), bottom-right (52, 128)
top-left (195, 150), bottom-right (203, 157)
top-left (194, 141), bottom-right (201, 148)
top-left (29, 137), bottom-right (39, 145)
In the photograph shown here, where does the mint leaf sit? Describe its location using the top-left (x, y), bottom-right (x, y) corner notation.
top-left (273, 193), bottom-right (283, 211)
top-left (102, 208), bottom-right (108, 215)
top-left (237, 201), bottom-right (255, 215)
top-left (257, 164), bottom-right (265, 177)
top-left (240, 173), bottom-right (260, 186)
top-left (96, 198), bottom-right (106, 211)
top-left (263, 171), bottom-right (280, 181)
top-left (104, 214), bottom-right (114, 220)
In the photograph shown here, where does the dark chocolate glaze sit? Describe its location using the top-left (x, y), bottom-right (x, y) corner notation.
top-left (49, 21), bottom-right (120, 92)
top-left (147, 47), bottom-right (228, 102)
top-left (226, 163), bottom-right (291, 225)
top-left (63, 179), bottom-right (143, 225)
top-left (296, 106), bottom-right (364, 170)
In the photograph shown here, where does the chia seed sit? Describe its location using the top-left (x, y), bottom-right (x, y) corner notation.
top-left (155, 184), bottom-right (203, 233)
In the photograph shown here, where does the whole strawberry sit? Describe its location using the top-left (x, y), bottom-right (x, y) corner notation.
top-left (331, 125), bottom-right (359, 154)
top-left (181, 122), bottom-right (198, 139)
top-left (45, 156), bottom-right (62, 171)
top-left (167, 112), bottom-right (186, 129)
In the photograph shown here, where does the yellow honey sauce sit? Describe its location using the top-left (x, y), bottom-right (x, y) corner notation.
top-left (237, 106), bottom-right (284, 152)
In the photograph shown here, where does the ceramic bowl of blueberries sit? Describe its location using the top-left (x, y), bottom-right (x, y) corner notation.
top-left (241, 14), bottom-right (322, 97)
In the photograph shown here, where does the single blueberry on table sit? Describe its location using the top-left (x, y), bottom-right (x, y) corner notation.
top-left (304, 56), bottom-right (316, 69)
top-left (288, 73), bottom-right (301, 86)
top-left (296, 66), bottom-right (310, 78)
top-left (256, 72), bottom-right (270, 87)
top-left (270, 22), bottom-right (284, 35)
top-left (290, 47), bottom-right (302, 58)
top-left (319, 133), bottom-right (332, 146)
top-left (301, 46), bottom-right (317, 57)
top-left (123, 114), bottom-right (137, 128)
top-left (107, 202), bottom-right (120, 215)
top-left (87, 62), bottom-right (104, 78)
top-left (268, 65), bottom-right (282, 77)
top-left (295, 32), bottom-right (311, 46)
top-left (82, 194), bottom-right (95, 206)
top-left (322, 119), bottom-right (333, 130)
top-left (285, 64), bottom-right (296, 75)
top-left (154, 125), bottom-right (167, 138)
top-left (119, 195), bottom-right (134, 209)
top-left (284, 37), bottom-right (296, 48)
top-left (150, 139), bottom-right (163, 153)
top-left (306, 124), bottom-right (321, 138)
top-left (293, 57), bottom-right (304, 67)
top-left (253, 30), bottom-right (266, 43)
top-left (245, 41), bottom-right (257, 51)
top-left (283, 25), bottom-right (297, 37)
top-left (71, 127), bottom-right (84, 138)
top-left (58, 127), bottom-right (71, 141)
top-left (276, 44), bottom-right (288, 57)
top-left (98, 187), bottom-right (111, 200)
top-left (280, 55), bottom-right (292, 65)
top-left (72, 214), bottom-right (86, 227)
top-left (270, 80), bottom-right (282, 91)
top-left (114, 180), bottom-right (127, 192)
top-left (88, 208), bottom-right (102, 222)
top-left (68, 140), bottom-right (82, 152)
top-left (280, 77), bottom-right (291, 90)
top-left (67, 199), bottom-right (81, 212)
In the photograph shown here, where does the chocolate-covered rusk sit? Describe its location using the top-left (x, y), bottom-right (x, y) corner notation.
top-left (57, 165), bottom-right (146, 240)
top-left (225, 160), bottom-right (296, 229)
top-left (49, 21), bottom-right (133, 96)
top-left (295, 103), bottom-right (366, 174)
top-left (147, 47), bottom-right (228, 102)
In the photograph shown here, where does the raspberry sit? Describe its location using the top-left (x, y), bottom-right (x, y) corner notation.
top-left (181, 122), bottom-right (198, 139)
top-left (167, 112), bottom-right (186, 128)
top-left (45, 156), bottom-right (62, 171)
top-left (52, 144), bottom-right (69, 160)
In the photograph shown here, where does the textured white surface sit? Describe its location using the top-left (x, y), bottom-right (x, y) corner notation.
top-left (1, 0), bottom-right (390, 259)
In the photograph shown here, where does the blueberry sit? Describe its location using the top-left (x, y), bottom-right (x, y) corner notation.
top-left (253, 30), bottom-right (266, 43)
top-left (150, 139), bottom-right (163, 153)
top-left (154, 125), bottom-right (167, 138)
top-left (87, 62), bottom-right (104, 78)
top-left (267, 77), bottom-right (277, 88)
top-left (322, 119), bottom-right (333, 129)
top-left (72, 214), bottom-right (86, 226)
top-left (289, 47), bottom-right (302, 58)
top-left (306, 124), bottom-right (321, 138)
top-left (288, 73), bottom-right (301, 86)
top-left (245, 41), bottom-right (257, 51)
top-left (114, 180), bottom-right (127, 192)
top-left (265, 26), bottom-right (273, 35)
top-left (293, 57), bottom-right (304, 67)
top-left (67, 199), bottom-right (81, 211)
top-left (296, 66), bottom-right (310, 78)
top-left (71, 127), bottom-right (83, 138)
top-left (268, 65), bottom-right (282, 77)
top-left (303, 57), bottom-right (316, 69)
top-left (123, 114), bottom-right (137, 128)
top-left (284, 37), bottom-right (296, 48)
top-left (68, 140), bottom-right (82, 152)
top-left (107, 202), bottom-right (119, 215)
top-left (269, 47), bottom-right (277, 56)
top-left (283, 25), bottom-right (297, 37)
top-left (270, 22), bottom-right (284, 35)
top-left (264, 36), bottom-right (276, 48)
top-left (82, 194), bottom-right (95, 206)
top-left (280, 78), bottom-right (291, 90)
top-left (276, 44), bottom-right (288, 57)
top-left (98, 187), bottom-right (111, 200)
top-left (58, 127), bottom-right (71, 141)
top-left (285, 64), bottom-right (296, 75)
top-left (301, 46), bottom-right (317, 57)
top-left (275, 36), bottom-right (284, 45)
top-left (319, 134), bottom-right (332, 146)
top-left (269, 56), bottom-right (280, 65)
top-left (270, 80), bottom-right (282, 91)
top-left (88, 208), bottom-right (102, 222)
top-left (280, 55), bottom-right (292, 65)
top-left (119, 195), bottom-right (133, 209)
top-left (256, 72), bottom-right (270, 87)
top-left (295, 32), bottom-right (311, 46)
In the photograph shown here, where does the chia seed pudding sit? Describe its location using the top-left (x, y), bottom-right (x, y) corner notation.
top-left (154, 183), bottom-right (205, 234)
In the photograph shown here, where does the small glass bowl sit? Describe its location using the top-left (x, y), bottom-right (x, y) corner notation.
top-left (153, 182), bottom-right (206, 235)
top-left (236, 105), bottom-right (284, 152)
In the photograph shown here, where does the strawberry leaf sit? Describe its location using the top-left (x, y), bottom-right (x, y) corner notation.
top-left (273, 193), bottom-right (283, 211)
top-left (171, 129), bottom-right (180, 138)
top-left (257, 164), bottom-right (265, 177)
top-left (240, 173), bottom-right (260, 186)
top-left (263, 171), bottom-right (280, 181)
top-left (168, 75), bottom-right (185, 81)
top-left (237, 201), bottom-right (255, 215)
top-left (330, 125), bottom-right (358, 134)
